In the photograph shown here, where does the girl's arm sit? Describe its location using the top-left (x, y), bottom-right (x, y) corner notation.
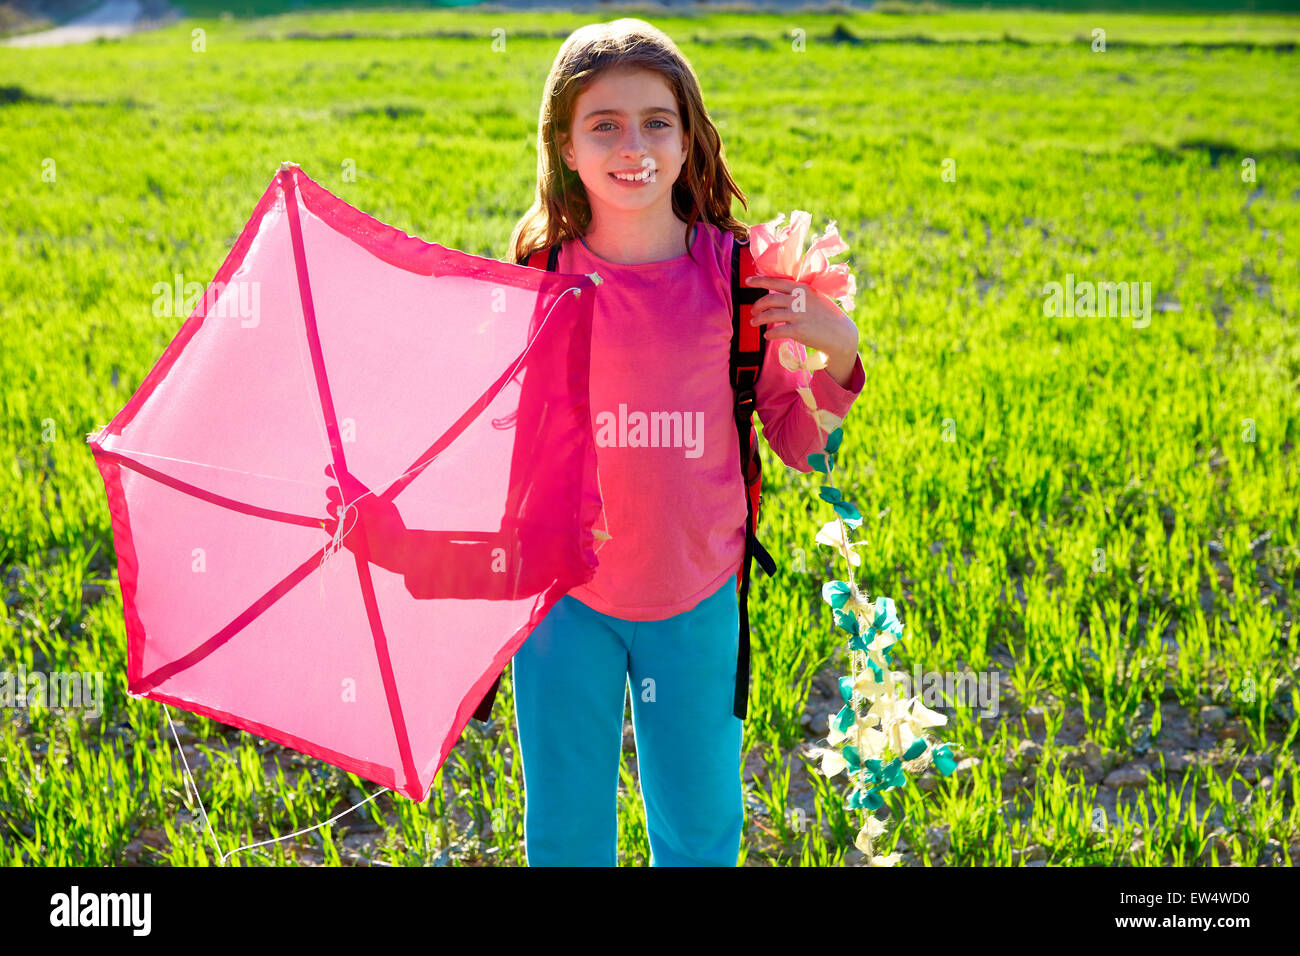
top-left (325, 493), bottom-right (572, 602)
top-left (753, 342), bottom-right (866, 473)
top-left (375, 530), bottom-right (500, 599)
top-left (383, 529), bottom-right (568, 601)
top-left (325, 473), bottom-right (518, 599)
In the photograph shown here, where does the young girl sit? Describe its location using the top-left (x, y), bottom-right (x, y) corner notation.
top-left (503, 20), bottom-right (866, 867)
top-left (328, 18), bottom-right (866, 866)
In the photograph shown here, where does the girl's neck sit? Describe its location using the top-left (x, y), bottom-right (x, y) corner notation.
top-left (579, 208), bottom-right (697, 265)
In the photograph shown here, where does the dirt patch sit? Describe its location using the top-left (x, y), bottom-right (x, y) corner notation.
top-left (3, 0), bottom-right (178, 47)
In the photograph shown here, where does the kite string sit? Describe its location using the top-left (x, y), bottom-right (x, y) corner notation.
top-left (218, 784), bottom-right (390, 864)
top-left (163, 702), bottom-right (391, 866)
top-left (593, 461), bottom-right (611, 555)
top-left (164, 703), bottom-right (225, 863)
top-left (88, 447), bottom-right (321, 486)
top-left (318, 497), bottom-right (359, 601)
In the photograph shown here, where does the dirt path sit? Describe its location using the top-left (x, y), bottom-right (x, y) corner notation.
top-left (4, 0), bottom-right (871, 47)
top-left (4, 0), bottom-right (175, 46)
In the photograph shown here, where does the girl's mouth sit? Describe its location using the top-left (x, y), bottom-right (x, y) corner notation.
top-left (610, 169), bottom-right (656, 187)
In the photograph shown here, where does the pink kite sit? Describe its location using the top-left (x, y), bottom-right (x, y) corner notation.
top-left (88, 163), bottom-right (604, 801)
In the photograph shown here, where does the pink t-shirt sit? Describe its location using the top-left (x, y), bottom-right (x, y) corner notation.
top-left (559, 220), bottom-right (867, 621)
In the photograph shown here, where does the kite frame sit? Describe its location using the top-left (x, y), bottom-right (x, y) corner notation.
top-left (89, 166), bottom-right (599, 800)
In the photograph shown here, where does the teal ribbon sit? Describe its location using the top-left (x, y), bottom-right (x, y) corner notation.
top-left (865, 655), bottom-right (884, 682)
top-left (864, 757), bottom-right (905, 789)
top-left (845, 754), bottom-right (908, 810)
top-left (846, 595), bottom-right (903, 660)
top-left (846, 787), bottom-right (884, 810)
top-left (821, 579), bottom-right (852, 609)
top-left (833, 703), bottom-right (855, 734)
top-left (843, 745), bottom-right (861, 774)
top-left (930, 742), bottom-right (957, 776)
top-left (817, 486), bottom-right (862, 524)
top-left (808, 452), bottom-right (834, 473)
top-left (903, 738), bottom-right (928, 761)
top-left (834, 608), bottom-right (860, 637)
top-left (873, 597), bottom-right (901, 633)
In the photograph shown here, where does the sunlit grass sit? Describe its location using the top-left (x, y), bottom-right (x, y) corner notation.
top-left (0, 6), bottom-right (1297, 866)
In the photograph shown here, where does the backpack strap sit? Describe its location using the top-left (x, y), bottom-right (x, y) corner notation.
top-left (517, 243), bottom-right (560, 271)
top-left (729, 235), bottom-right (777, 720)
top-left (471, 241), bottom-right (562, 723)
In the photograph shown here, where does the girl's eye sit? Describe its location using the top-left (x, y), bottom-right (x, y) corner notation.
top-left (594, 118), bottom-right (671, 132)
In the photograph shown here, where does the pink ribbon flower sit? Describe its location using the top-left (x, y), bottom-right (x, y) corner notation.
top-left (748, 210), bottom-right (857, 314)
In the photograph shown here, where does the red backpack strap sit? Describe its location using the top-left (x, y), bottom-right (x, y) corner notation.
top-left (474, 241), bottom-right (562, 724)
top-left (728, 234), bottom-right (777, 721)
top-left (730, 237), bottom-right (767, 468)
top-left (517, 243), bottom-right (561, 271)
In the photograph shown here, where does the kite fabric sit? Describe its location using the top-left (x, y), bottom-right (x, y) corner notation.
top-left (88, 164), bottom-right (604, 801)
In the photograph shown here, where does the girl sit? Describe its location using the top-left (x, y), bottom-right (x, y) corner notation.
top-left (329, 18), bottom-right (866, 866)
top-left (504, 19), bottom-right (865, 867)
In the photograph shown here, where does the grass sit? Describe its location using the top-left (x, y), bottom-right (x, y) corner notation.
top-left (0, 5), bottom-right (1297, 866)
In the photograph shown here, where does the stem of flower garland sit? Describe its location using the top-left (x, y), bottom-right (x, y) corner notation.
top-left (797, 346), bottom-right (956, 866)
top-left (805, 399), bottom-right (866, 848)
top-left (751, 213), bottom-right (957, 865)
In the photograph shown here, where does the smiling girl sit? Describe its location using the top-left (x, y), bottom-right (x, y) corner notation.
top-left (499, 19), bottom-right (867, 867)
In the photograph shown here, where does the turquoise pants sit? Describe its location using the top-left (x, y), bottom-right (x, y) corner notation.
top-left (512, 575), bottom-right (744, 866)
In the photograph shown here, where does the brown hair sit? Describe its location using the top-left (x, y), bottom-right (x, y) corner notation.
top-left (506, 18), bottom-right (749, 267)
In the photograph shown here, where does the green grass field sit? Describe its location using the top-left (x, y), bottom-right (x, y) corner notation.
top-left (1, 5), bottom-right (1298, 866)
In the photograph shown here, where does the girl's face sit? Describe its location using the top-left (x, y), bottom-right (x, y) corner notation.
top-left (559, 67), bottom-right (687, 215)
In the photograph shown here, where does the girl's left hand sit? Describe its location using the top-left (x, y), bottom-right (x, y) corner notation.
top-left (745, 275), bottom-right (860, 383)
top-left (324, 464), bottom-right (408, 570)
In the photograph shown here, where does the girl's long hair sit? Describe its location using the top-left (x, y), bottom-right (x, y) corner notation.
top-left (506, 18), bottom-right (749, 267)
